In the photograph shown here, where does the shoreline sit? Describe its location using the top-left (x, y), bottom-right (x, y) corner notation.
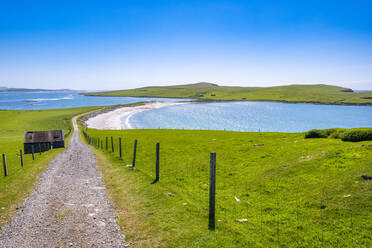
top-left (85, 101), bottom-right (190, 130)
top-left (83, 94), bottom-right (372, 106)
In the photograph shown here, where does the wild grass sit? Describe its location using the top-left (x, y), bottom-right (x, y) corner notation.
top-left (84, 83), bottom-right (372, 105)
top-left (83, 128), bottom-right (372, 247)
top-left (0, 107), bottom-right (98, 226)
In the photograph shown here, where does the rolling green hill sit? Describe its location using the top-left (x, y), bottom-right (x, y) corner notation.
top-left (84, 83), bottom-right (372, 105)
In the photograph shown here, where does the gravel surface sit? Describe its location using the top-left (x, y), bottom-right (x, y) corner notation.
top-left (0, 117), bottom-right (128, 248)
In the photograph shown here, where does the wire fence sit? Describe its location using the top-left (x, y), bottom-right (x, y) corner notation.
top-left (84, 131), bottom-right (372, 247)
top-left (0, 147), bottom-right (47, 179)
top-left (0, 124), bottom-right (71, 180)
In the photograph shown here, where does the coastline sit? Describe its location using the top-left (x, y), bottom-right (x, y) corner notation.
top-left (83, 94), bottom-right (372, 106)
top-left (85, 101), bottom-right (190, 130)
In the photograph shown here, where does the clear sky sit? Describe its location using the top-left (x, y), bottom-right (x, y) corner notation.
top-left (0, 0), bottom-right (371, 90)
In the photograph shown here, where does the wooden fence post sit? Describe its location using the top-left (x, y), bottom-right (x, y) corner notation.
top-left (155, 142), bottom-right (160, 182)
top-left (32, 145), bottom-right (35, 160)
top-left (106, 137), bottom-right (108, 151)
top-left (38, 143), bottom-right (42, 155)
top-left (209, 152), bottom-right (216, 230)
top-left (2, 154), bottom-right (7, 177)
top-left (101, 140), bottom-right (103, 150)
top-left (132, 139), bottom-right (137, 167)
top-left (111, 136), bottom-right (114, 152)
top-left (119, 137), bottom-right (122, 158)
top-left (20, 149), bottom-right (23, 167)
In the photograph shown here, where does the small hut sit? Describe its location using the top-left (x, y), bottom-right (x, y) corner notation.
top-left (24, 130), bottom-right (64, 154)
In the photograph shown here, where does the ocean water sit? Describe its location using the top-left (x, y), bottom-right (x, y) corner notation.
top-left (0, 91), bottom-right (185, 110)
top-left (128, 101), bottom-right (372, 132)
top-left (1, 91), bottom-right (371, 132)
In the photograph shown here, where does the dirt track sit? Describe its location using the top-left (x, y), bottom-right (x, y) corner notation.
top-left (0, 117), bottom-right (128, 247)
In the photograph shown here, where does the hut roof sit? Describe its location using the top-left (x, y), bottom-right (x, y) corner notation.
top-left (24, 130), bottom-right (64, 143)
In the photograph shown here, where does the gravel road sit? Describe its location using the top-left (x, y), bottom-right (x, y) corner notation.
top-left (0, 117), bottom-right (128, 248)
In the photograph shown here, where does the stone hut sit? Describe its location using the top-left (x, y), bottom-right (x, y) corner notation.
top-left (24, 130), bottom-right (64, 154)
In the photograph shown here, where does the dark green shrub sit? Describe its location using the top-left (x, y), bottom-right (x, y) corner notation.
top-left (340, 129), bottom-right (372, 142)
top-left (304, 128), bottom-right (338, 139)
top-left (305, 128), bottom-right (372, 142)
top-left (305, 130), bottom-right (328, 138)
top-left (329, 129), bottom-right (345, 139)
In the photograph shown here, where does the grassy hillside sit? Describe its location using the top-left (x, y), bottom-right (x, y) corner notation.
top-left (0, 107), bottom-right (98, 226)
top-left (84, 83), bottom-right (372, 105)
top-left (83, 128), bottom-right (372, 247)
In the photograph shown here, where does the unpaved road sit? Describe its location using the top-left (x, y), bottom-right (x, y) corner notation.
top-left (0, 117), bottom-right (128, 248)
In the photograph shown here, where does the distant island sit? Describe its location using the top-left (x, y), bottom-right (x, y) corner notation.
top-left (83, 83), bottom-right (372, 105)
top-left (0, 87), bottom-right (77, 92)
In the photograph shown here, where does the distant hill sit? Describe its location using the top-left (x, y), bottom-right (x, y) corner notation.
top-left (84, 83), bottom-right (372, 105)
top-left (162, 82), bottom-right (219, 89)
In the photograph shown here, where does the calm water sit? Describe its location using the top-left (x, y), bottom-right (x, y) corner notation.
top-left (0, 91), bottom-right (184, 110)
top-left (1, 91), bottom-right (371, 132)
top-left (128, 101), bottom-right (372, 132)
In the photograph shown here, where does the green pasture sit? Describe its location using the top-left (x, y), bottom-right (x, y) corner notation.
top-left (83, 128), bottom-right (372, 247)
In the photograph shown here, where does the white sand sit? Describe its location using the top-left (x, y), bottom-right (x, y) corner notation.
top-left (86, 101), bottom-right (189, 130)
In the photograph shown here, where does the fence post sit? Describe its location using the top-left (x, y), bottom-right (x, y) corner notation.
top-left (3, 154), bottom-right (7, 177)
top-left (32, 145), bottom-right (35, 160)
top-left (106, 137), bottom-right (108, 151)
top-left (38, 143), bottom-right (42, 155)
top-left (119, 137), bottom-right (122, 158)
top-left (20, 149), bottom-right (23, 167)
top-left (155, 142), bottom-right (160, 182)
top-left (101, 140), bottom-right (103, 150)
top-left (111, 136), bottom-right (114, 153)
top-left (132, 139), bottom-right (137, 167)
top-left (209, 152), bottom-right (216, 230)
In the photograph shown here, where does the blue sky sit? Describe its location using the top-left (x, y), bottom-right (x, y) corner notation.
top-left (0, 0), bottom-right (371, 90)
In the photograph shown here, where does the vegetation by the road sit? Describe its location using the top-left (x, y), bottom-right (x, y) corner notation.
top-left (84, 83), bottom-right (372, 105)
top-left (83, 127), bottom-right (372, 247)
top-left (0, 107), bottom-right (98, 226)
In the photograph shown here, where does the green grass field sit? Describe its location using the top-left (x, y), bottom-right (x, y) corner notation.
top-left (84, 83), bottom-right (372, 105)
top-left (0, 107), bottom-right (97, 226)
top-left (82, 128), bottom-right (372, 247)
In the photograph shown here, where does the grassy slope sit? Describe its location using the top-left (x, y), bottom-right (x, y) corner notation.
top-left (0, 107), bottom-right (98, 226)
top-left (84, 83), bottom-right (372, 105)
top-left (84, 128), bottom-right (372, 247)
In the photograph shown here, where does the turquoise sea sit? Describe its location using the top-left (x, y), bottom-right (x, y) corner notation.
top-left (1, 91), bottom-right (371, 132)
top-left (128, 101), bottom-right (372, 132)
top-left (0, 91), bottom-right (182, 110)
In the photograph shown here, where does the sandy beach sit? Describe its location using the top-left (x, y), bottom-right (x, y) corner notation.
top-left (86, 101), bottom-right (189, 129)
